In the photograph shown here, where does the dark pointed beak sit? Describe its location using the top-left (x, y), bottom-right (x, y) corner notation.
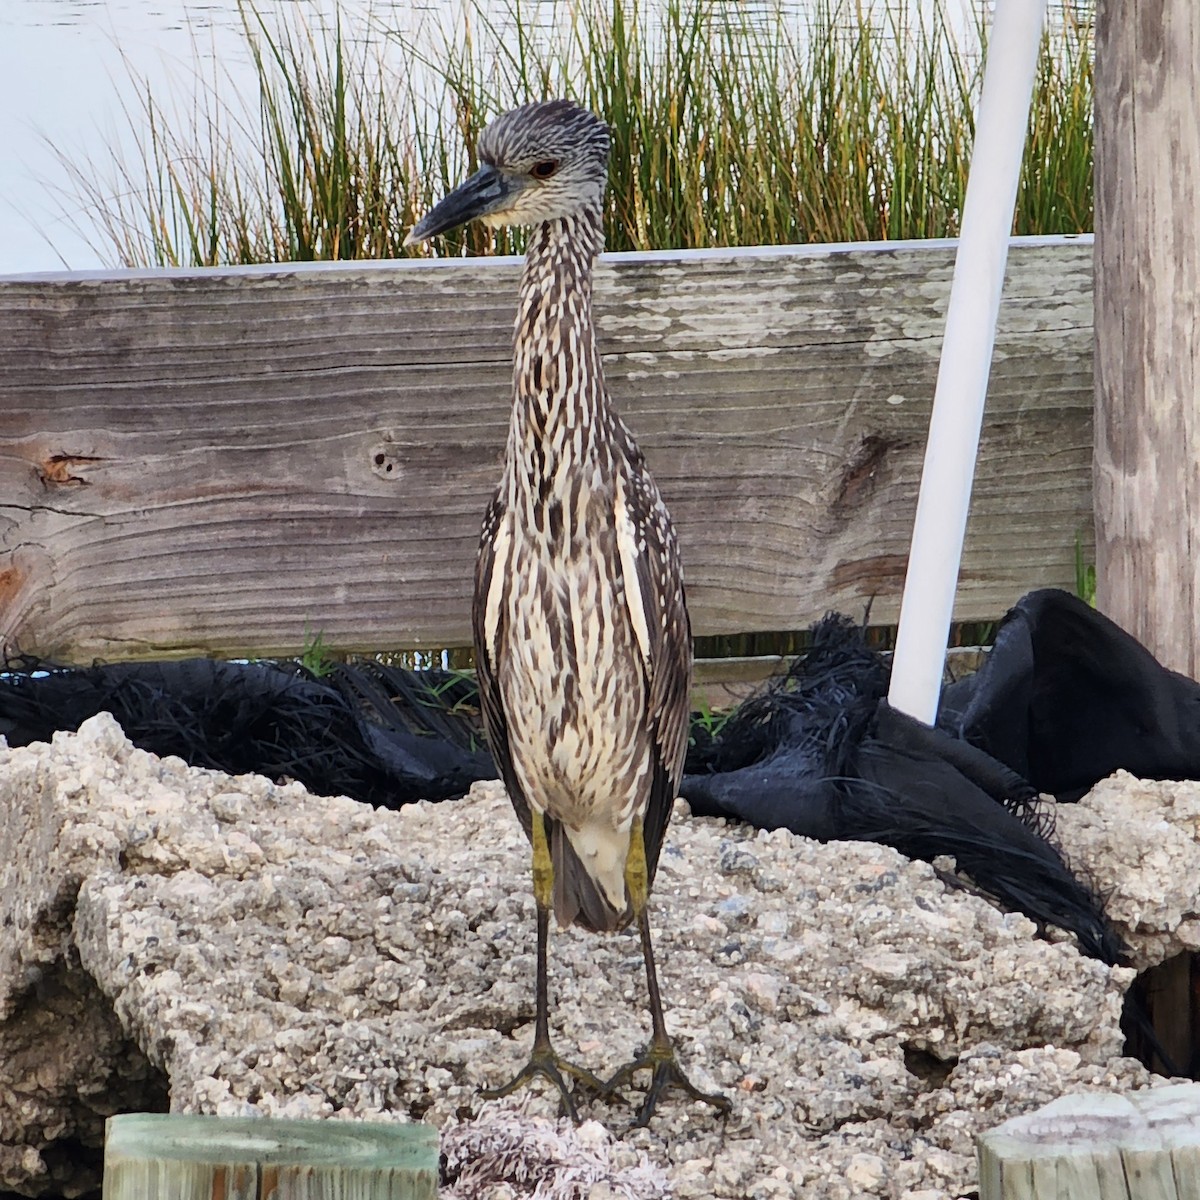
top-left (403, 164), bottom-right (519, 247)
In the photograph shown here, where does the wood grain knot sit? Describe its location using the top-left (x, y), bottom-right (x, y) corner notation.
top-left (0, 565), bottom-right (22, 609)
top-left (39, 453), bottom-right (103, 487)
top-left (833, 434), bottom-right (896, 514)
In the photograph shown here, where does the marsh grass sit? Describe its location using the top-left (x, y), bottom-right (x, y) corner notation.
top-left (68, 0), bottom-right (1095, 268)
top-left (67, 7), bottom-right (439, 265)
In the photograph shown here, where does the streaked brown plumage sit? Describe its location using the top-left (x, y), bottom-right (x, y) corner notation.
top-left (405, 98), bottom-right (728, 1126)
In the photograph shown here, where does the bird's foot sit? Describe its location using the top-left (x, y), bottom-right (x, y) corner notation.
top-left (602, 1039), bottom-right (732, 1127)
top-left (481, 1042), bottom-right (605, 1123)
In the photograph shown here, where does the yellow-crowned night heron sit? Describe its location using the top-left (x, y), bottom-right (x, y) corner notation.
top-left (405, 99), bottom-right (729, 1126)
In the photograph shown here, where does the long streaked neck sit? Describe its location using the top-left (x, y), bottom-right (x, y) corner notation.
top-left (507, 209), bottom-right (610, 499)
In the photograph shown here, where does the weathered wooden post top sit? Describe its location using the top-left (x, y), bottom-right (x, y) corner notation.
top-left (103, 1113), bottom-right (438, 1199)
top-left (978, 1083), bottom-right (1200, 1199)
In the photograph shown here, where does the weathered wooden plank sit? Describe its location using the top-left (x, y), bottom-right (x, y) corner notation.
top-left (0, 237), bottom-right (1094, 663)
top-left (1094, 0), bottom-right (1200, 678)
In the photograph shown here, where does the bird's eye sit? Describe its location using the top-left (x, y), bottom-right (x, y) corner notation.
top-left (531, 159), bottom-right (560, 180)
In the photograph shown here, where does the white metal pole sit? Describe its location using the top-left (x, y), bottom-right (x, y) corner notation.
top-left (886, 0), bottom-right (1049, 725)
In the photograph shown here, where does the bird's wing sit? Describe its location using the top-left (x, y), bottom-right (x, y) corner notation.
top-left (615, 450), bottom-right (693, 883)
top-left (472, 491), bottom-right (534, 842)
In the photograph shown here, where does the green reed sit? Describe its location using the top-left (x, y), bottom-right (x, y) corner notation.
top-left (68, 0), bottom-right (1095, 267)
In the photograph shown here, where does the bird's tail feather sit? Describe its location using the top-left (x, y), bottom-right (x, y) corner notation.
top-left (550, 819), bottom-right (629, 933)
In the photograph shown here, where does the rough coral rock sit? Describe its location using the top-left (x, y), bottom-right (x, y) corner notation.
top-left (0, 715), bottom-right (1179, 1197)
top-left (1055, 771), bottom-right (1200, 971)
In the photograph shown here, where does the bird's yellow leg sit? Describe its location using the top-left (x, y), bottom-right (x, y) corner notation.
top-left (625, 812), bottom-right (650, 911)
top-left (531, 801), bottom-right (554, 910)
top-left (602, 817), bottom-right (732, 1127)
top-left (481, 811), bottom-right (605, 1122)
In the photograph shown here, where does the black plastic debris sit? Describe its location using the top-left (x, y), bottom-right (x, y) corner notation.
top-left (0, 656), bottom-right (493, 807)
top-left (939, 588), bottom-right (1200, 801)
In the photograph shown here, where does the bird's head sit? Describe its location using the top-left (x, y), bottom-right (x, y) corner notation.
top-left (404, 99), bottom-right (611, 247)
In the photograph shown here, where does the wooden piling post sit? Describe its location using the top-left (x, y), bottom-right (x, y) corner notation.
top-left (1093, 0), bottom-right (1200, 677)
top-left (978, 1083), bottom-right (1200, 1199)
top-left (103, 1113), bottom-right (438, 1200)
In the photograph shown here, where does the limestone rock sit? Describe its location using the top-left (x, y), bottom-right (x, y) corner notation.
top-left (1056, 771), bottom-right (1200, 970)
top-left (0, 715), bottom-right (1175, 1197)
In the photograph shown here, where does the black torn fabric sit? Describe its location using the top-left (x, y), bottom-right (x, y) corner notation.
top-left (939, 588), bottom-right (1200, 801)
top-left (0, 657), bottom-right (493, 807)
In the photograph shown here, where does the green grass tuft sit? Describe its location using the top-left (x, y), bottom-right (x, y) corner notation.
top-left (1074, 531), bottom-right (1097, 607)
top-left (300, 626), bottom-right (337, 677)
